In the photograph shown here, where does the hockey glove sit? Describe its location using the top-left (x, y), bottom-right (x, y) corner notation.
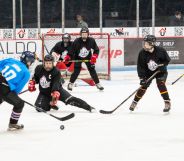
top-left (50, 91), bottom-right (60, 106)
top-left (63, 55), bottom-right (71, 64)
top-left (90, 54), bottom-right (98, 64)
top-left (157, 65), bottom-right (166, 73)
top-left (28, 80), bottom-right (36, 92)
top-left (140, 78), bottom-right (151, 88)
top-left (52, 52), bottom-right (60, 62)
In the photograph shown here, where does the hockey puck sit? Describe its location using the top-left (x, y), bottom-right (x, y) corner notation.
top-left (60, 125), bottom-right (65, 130)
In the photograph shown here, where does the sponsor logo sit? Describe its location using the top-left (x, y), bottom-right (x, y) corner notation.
top-left (159, 28), bottom-right (166, 36)
top-left (99, 46), bottom-right (123, 59)
top-left (167, 51), bottom-right (179, 60)
top-left (110, 28), bottom-right (129, 37)
top-left (47, 28), bottom-right (56, 34)
top-left (0, 41), bottom-right (38, 54)
top-left (17, 29), bottom-right (26, 38)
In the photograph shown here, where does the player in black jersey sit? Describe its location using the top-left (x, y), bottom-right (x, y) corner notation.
top-left (129, 35), bottom-right (171, 112)
top-left (64, 27), bottom-right (104, 91)
top-left (50, 33), bottom-right (73, 68)
top-left (28, 55), bottom-right (95, 112)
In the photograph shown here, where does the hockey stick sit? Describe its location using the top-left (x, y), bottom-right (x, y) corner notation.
top-left (40, 59), bottom-right (91, 63)
top-left (171, 73), bottom-right (184, 85)
top-left (64, 60), bottom-right (90, 63)
top-left (19, 89), bottom-right (29, 95)
top-left (24, 100), bottom-right (75, 121)
top-left (99, 70), bottom-right (160, 114)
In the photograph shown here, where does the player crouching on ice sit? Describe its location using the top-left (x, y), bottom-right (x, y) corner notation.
top-left (129, 35), bottom-right (171, 113)
top-left (28, 54), bottom-right (95, 112)
top-left (64, 27), bottom-right (104, 91)
top-left (0, 51), bottom-right (35, 130)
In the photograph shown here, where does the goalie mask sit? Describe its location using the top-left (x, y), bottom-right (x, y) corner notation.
top-left (62, 33), bottom-right (71, 47)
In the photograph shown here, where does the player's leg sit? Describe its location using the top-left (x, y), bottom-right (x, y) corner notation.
top-left (0, 84), bottom-right (24, 130)
top-left (85, 62), bottom-right (104, 90)
top-left (156, 72), bottom-right (171, 112)
top-left (129, 80), bottom-right (152, 111)
top-left (68, 62), bottom-right (82, 90)
top-left (60, 88), bottom-right (95, 112)
top-left (35, 93), bottom-right (51, 111)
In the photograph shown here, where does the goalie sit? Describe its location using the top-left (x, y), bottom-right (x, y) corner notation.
top-left (50, 33), bottom-right (73, 69)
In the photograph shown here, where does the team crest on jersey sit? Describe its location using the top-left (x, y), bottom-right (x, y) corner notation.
top-left (40, 76), bottom-right (51, 88)
top-left (79, 47), bottom-right (89, 58)
top-left (147, 60), bottom-right (158, 71)
top-left (61, 50), bottom-right (68, 59)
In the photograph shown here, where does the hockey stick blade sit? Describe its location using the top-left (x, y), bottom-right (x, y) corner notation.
top-left (50, 113), bottom-right (75, 121)
top-left (25, 100), bottom-right (75, 121)
top-left (99, 110), bottom-right (113, 114)
top-left (99, 71), bottom-right (160, 114)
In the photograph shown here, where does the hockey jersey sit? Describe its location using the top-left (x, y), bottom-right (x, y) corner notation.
top-left (0, 58), bottom-right (30, 93)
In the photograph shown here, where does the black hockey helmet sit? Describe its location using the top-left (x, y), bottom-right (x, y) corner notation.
top-left (80, 27), bottom-right (89, 35)
top-left (144, 35), bottom-right (156, 43)
top-left (44, 54), bottom-right (54, 62)
top-left (20, 51), bottom-right (35, 66)
top-left (62, 33), bottom-right (71, 41)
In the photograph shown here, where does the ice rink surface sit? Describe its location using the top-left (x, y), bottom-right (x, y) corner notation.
top-left (0, 69), bottom-right (184, 161)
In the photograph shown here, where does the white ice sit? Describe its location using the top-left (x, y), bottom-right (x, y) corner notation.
top-left (0, 69), bottom-right (184, 161)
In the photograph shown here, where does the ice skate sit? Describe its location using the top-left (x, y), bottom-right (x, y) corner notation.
top-left (8, 123), bottom-right (24, 131)
top-left (129, 100), bottom-right (138, 111)
top-left (51, 105), bottom-right (59, 110)
top-left (163, 100), bottom-right (171, 113)
top-left (67, 82), bottom-right (73, 91)
top-left (96, 83), bottom-right (104, 91)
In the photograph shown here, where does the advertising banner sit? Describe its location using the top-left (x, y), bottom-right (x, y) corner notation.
top-left (124, 38), bottom-right (184, 65)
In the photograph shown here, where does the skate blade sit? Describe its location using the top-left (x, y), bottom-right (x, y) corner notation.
top-left (7, 127), bottom-right (24, 131)
top-left (163, 111), bottom-right (170, 115)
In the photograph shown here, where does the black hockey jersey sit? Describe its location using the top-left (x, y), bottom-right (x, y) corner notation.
top-left (68, 37), bottom-right (99, 60)
top-left (137, 46), bottom-right (171, 78)
top-left (33, 65), bottom-right (62, 96)
top-left (50, 41), bottom-right (73, 60)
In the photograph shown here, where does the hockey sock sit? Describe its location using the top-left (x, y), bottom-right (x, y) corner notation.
top-left (9, 110), bottom-right (21, 124)
top-left (134, 87), bottom-right (147, 102)
top-left (157, 80), bottom-right (170, 100)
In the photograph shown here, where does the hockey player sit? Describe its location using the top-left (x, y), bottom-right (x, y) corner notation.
top-left (28, 54), bottom-right (95, 112)
top-left (64, 27), bottom-right (104, 91)
top-left (50, 33), bottom-right (73, 68)
top-left (129, 35), bottom-right (171, 112)
top-left (0, 51), bottom-right (35, 130)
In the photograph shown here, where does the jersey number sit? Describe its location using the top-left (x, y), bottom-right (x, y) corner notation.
top-left (1, 64), bottom-right (21, 81)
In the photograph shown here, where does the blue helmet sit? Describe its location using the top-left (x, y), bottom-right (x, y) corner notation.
top-left (20, 51), bottom-right (35, 66)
